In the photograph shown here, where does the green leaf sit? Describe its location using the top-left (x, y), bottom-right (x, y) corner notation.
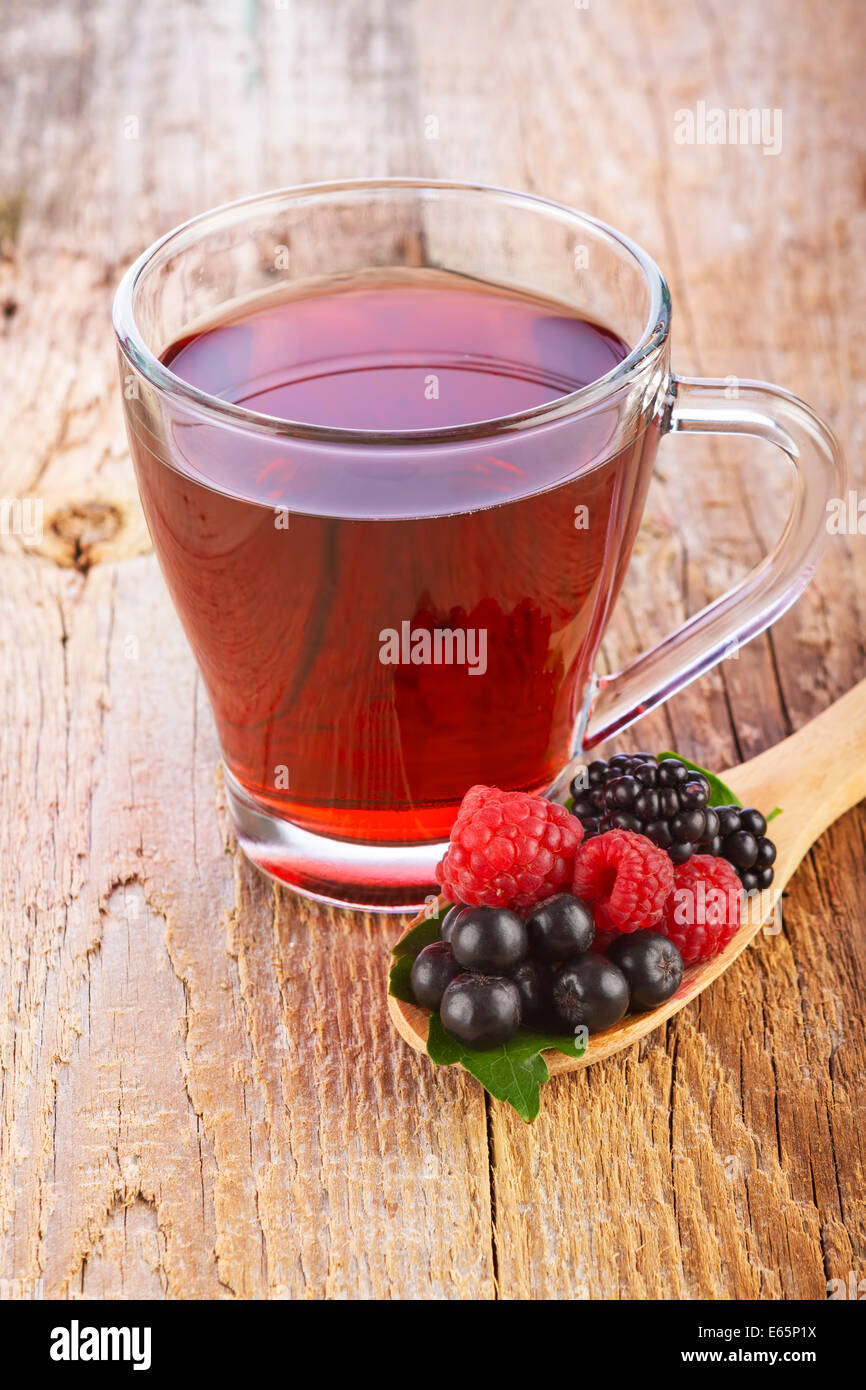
top-left (391, 908), bottom-right (448, 958)
top-left (388, 953), bottom-right (417, 1005)
top-left (766, 806), bottom-right (783, 823)
top-left (425, 1011), bottom-right (465, 1066)
top-left (388, 906), bottom-right (450, 1004)
top-left (426, 1013), bottom-right (586, 1123)
top-left (657, 752), bottom-right (742, 808)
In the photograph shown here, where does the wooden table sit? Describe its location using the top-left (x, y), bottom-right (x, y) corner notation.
top-left (1, 0), bottom-right (864, 1300)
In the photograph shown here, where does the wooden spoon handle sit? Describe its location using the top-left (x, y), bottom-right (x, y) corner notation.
top-left (724, 677), bottom-right (866, 889)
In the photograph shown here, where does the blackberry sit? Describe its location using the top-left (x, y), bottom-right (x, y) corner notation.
top-left (712, 805), bottom-right (777, 890)
top-left (755, 837), bottom-right (777, 868)
top-left (723, 829), bottom-right (759, 869)
top-left (605, 776), bottom-right (638, 810)
top-left (668, 841), bottom-right (694, 866)
top-left (715, 806), bottom-right (742, 837)
top-left (739, 808), bottom-right (768, 837)
top-left (568, 757), bottom-right (778, 885)
top-left (702, 809), bottom-right (721, 841)
top-left (606, 811), bottom-right (642, 833)
top-left (646, 819), bottom-right (673, 849)
top-left (569, 755), bottom-right (717, 867)
top-left (671, 808), bottom-right (706, 843)
top-left (634, 787), bottom-right (660, 820)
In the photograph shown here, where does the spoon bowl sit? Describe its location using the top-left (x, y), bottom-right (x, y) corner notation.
top-left (388, 680), bottom-right (866, 1072)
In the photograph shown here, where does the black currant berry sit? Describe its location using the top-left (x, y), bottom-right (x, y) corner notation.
top-left (440, 903), bottom-right (467, 944)
top-left (740, 870), bottom-right (759, 893)
top-left (451, 906), bottom-right (528, 973)
top-left (756, 866), bottom-right (775, 889)
top-left (606, 931), bottom-right (684, 1010)
top-left (551, 954), bottom-right (630, 1033)
top-left (440, 974), bottom-right (521, 1049)
top-left (510, 960), bottom-right (548, 1028)
top-left (571, 795), bottom-right (596, 818)
top-left (526, 892), bottom-right (595, 961)
top-left (410, 942), bottom-right (461, 1010)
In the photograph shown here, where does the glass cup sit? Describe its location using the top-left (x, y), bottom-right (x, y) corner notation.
top-left (113, 180), bottom-right (844, 910)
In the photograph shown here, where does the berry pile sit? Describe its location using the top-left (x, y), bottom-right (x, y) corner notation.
top-left (570, 754), bottom-right (776, 887)
top-left (411, 895), bottom-right (684, 1050)
top-left (413, 780), bottom-right (760, 1052)
top-left (413, 758), bottom-right (774, 1052)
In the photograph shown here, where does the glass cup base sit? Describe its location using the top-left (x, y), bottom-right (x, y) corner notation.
top-left (223, 766), bottom-right (445, 912)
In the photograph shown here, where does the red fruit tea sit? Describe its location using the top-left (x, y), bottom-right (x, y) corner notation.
top-left (128, 270), bottom-right (659, 842)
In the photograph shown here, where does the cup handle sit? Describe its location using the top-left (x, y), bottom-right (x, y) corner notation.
top-left (581, 374), bottom-right (846, 749)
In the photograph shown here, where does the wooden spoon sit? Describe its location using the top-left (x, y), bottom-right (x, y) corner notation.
top-left (388, 679), bottom-right (866, 1073)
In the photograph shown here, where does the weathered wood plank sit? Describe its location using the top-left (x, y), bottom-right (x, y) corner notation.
top-left (0, 557), bottom-right (495, 1298)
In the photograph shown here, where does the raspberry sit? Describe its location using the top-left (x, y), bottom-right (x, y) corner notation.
top-left (436, 785), bottom-right (584, 912)
top-left (656, 855), bottom-right (744, 965)
top-left (587, 930), bottom-right (617, 956)
top-left (572, 829), bottom-right (674, 934)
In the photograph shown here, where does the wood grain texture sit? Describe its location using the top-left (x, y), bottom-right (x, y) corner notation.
top-left (0, 0), bottom-right (864, 1300)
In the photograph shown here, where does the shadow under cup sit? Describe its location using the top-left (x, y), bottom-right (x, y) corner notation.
top-left (113, 181), bottom-right (678, 909)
